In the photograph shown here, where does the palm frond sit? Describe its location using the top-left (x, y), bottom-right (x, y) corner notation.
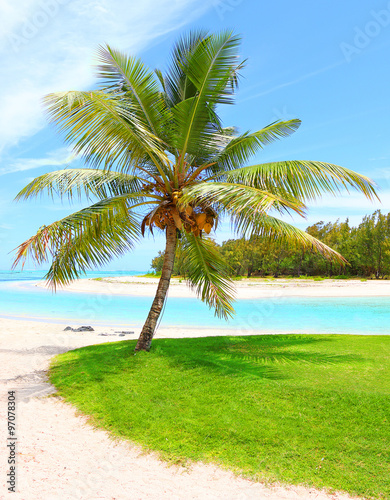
top-left (181, 182), bottom-right (306, 217)
top-left (220, 160), bottom-right (378, 202)
top-left (43, 90), bottom-right (168, 172)
top-left (231, 210), bottom-right (348, 264)
top-left (207, 120), bottom-right (302, 174)
top-left (164, 30), bottom-right (208, 106)
top-left (180, 233), bottom-right (235, 319)
top-left (15, 168), bottom-right (143, 202)
top-left (171, 31), bottom-right (242, 163)
top-left (46, 212), bottom-right (139, 288)
top-left (154, 68), bottom-right (166, 92)
top-left (96, 45), bottom-right (164, 136)
top-left (13, 197), bottom-right (141, 288)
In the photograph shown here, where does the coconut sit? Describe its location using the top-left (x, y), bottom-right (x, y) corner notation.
top-left (203, 223), bottom-right (212, 234)
top-left (195, 213), bottom-right (207, 230)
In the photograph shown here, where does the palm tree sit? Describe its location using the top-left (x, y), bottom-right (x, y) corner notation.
top-left (13, 31), bottom-right (378, 352)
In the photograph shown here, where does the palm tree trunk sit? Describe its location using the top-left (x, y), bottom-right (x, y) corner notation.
top-left (135, 224), bottom-right (177, 352)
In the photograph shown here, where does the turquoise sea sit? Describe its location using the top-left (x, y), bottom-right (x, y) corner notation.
top-left (1, 270), bottom-right (389, 334)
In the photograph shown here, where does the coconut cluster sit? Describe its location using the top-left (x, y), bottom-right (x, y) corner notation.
top-left (182, 206), bottom-right (215, 236)
top-left (144, 204), bottom-right (215, 237)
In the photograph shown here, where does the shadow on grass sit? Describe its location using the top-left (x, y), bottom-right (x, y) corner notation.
top-left (51, 334), bottom-right (365, 384)
top-left (153, 335), bottom-right (364, 380)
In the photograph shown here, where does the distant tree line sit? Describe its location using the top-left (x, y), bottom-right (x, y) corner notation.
top-left (151, 210), bottom-right (390, 278)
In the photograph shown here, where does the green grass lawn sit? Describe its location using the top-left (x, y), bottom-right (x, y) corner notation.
top-left (49, 334), bottom-right (390, 499)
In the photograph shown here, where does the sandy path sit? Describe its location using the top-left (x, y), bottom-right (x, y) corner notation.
top-left (0, 319), bottom-right (360, 500)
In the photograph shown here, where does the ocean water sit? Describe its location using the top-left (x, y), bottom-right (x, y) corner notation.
top-left (0, 269), bottom-right (144, 282)
top-left (0, 271), bottom-right (389, 334)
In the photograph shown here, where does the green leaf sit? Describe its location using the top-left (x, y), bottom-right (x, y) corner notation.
top-left (43, 90), bottom-right (167, 172)
top-left (172, 31), bottom-right (242, 162)
top-left (231, 210), bottom-right (348, 264)
top-left (164, 30), bottom-right (208, 106)
top-left (180, 233), bottom-right (235, 319)
top-left (15, 168), bottom-right (143, 202)
top-left (182, 182), bottom-right (306, 217)
top-left (220, 160), bottom-right (378, 202)
top-left (96, 45), bottom-right (164, 136)
top-left (12, 195), bottom-right (142, 288)
top-left (208, 120), bottom-right (302, 174)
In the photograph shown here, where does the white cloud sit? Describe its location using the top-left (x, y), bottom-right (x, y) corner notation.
top-left (0, 0), bottom-right (214, 156)
top-left (0, 147), bottom-right (75, 176)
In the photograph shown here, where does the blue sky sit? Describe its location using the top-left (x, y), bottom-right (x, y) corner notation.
top-left (1, 0), bottom-right (389, 271)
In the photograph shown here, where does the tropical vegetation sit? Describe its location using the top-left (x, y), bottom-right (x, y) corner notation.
top-left (151, 210), bottom-right (390, 278)
top-left (13, 31), bottom-right (378, 351)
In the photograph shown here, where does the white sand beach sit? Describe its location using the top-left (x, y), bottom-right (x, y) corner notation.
top-left (2, 277), bottom-right (384, 499)
top-left (46, 275), bottom-right (390, 299)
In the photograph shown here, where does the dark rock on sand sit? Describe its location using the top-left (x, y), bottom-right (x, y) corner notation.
top-left (63, 326), bottom-right (94, 332)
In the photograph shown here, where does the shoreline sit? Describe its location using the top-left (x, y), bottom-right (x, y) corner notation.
top-left (34, 275), bottom-right (390, 299)
top-left (1, 277), bottom-right (389, 336)
top-left (0, 316), bottom-right (311, 339)
top-left (1, 317), bottom-right (388, 341)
